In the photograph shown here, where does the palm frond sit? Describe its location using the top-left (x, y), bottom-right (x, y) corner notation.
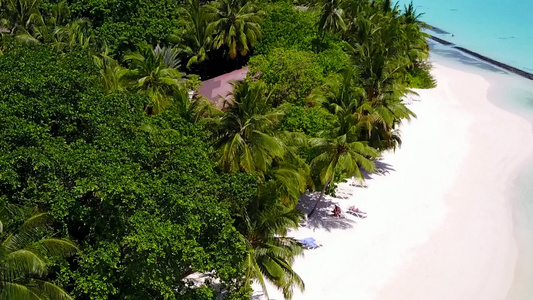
top-left (0, 282), bottom-right (40, 300)
top-left (3, 249), bottom-right (47, 280)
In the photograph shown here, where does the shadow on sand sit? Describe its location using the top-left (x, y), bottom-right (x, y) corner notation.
top-left (297, 159), bottom-right (397, 232)
top-left (298, 193), bottom-right (356, 231)
top-left (362, 159), bottom-right (396, 181)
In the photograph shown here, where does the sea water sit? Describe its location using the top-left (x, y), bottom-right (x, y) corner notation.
top-left (397, 0), bottom-right (533, 73)
top-left (396, 0), bottom-right (533, 296)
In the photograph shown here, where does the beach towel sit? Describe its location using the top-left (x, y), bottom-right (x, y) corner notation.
top-left (299, 237), bottom-right (320, 249)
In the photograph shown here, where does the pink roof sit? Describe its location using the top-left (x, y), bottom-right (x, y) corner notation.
top-left (198, 67), bottom-right (249, 109)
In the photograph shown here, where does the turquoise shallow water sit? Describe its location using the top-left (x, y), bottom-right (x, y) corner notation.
top-left (398, 0), bottom-right (533, 73)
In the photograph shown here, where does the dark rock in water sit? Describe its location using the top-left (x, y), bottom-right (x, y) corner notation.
top-left (453, 46), bottom-right (533, 80)
top-left (428, 33), bottom-right (533, 81)
top-left (429, 35), bottom-right (454, 46)
top-left (426, 24), bottom-right (451, 35)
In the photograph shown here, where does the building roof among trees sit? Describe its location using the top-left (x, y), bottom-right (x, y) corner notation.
top-left (198, 67), bottom-right (249, 109)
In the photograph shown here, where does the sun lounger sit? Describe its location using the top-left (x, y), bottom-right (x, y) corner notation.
top-left (298, 237), bottom-right (321, 249)
top-left (347, 207), bottom-right (367, 218)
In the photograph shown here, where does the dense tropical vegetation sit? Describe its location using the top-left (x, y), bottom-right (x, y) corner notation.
top-left (0, 206), bottom-right (77, 300)
top-left (0, 0), bottom-right (434, 298)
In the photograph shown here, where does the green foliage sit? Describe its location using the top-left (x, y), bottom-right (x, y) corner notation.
top-left (0, 206), bottom-right (77, 300)
top-left (214, 80), bottom-right (285, 177)
top-left (236, 182), bottom-right (304, 299)
top-left (67, 0), bottom-right (181, 54)
top-left (176, 0), bottom-right (212, 70)
top-left (316, 46), bottom-right (351, 73)
top-left (316, 0), bottom-right (347, 38)
top-left (205, 0), bottom-right (265, 59)
top-left (218, 173), bottom-right (259, 215)
top-left (122, 43), bottom-right (183, 114)
top-left (0, 0), bottom-right (434, 298)
top-left (0, 45), bottom-right (248, 299)
top-left (280, 104), bottom-right (337, 136)
top-left (307, 134), bottom-right (378, 216)
top-left (406, 65), bottom-right (436, 89)
top-left (255, 1), bottom-right (318, 54)
top-left (249, 48), bottom-right (326, 106)
top-left (310, 135), bottom-right (377, 185)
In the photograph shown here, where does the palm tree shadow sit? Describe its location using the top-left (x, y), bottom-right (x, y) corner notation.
top-left (362, 160), bottom-right (396, 181)
top-left (297, 160), bottom-right (397, 231)
top-left (298, 193), bottom-right (356, 231)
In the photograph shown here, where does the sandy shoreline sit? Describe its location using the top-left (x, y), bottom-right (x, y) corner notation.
top-left (255, 59), bottom-right (533, 299)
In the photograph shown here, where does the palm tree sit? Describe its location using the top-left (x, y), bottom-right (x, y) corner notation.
top-left (93, 47), bottom-right (128, 94)
top-left (401, 3), bottom-right (430, 69)
top-left (270, 133), bottom-right (311, 207)
top-left (310, 67), bottom-right (415, 150)
top-left (402, 2), bottom-right (424, 25)
top-left (46, 0), bottom-right (70, 27)
top-left (205, 0), bottom-right (264, 59)
top-left (0, 206), bottom-right (77, 300)
top-left (239, 182), bottom-right (304, 299)
top-left (123, 43), bottom-right (183, 114)
top-left (365, 94), bottom-right (416, 150)
top-left (309, 68), bottom-right (365, 135)
top-left (347, 17), bottom-right (404, 93)
top-left (344, 10), bottom-right (413, 101)
top-left (342, 9), bottom-right (421, 150)
top-left (52, 19), bottom-right (93, 53)
top-left (307, 134), bottom-right (377, 217)
top-left (178, 0), bottom-right (212, 71)
top-left (1, 0), bottom-right (45, 43)
top-left (173, 87), bottom-right (222, 124)
top-left (374, 0), bottom-right (399, 15)
top-left (1, 0), bottom-right (43, 32)
top-left (317, 0), bottom-right (347, 39)
top-left (215, 80), bottom-right (285, 177)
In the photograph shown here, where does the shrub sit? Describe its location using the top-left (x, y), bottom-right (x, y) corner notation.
top-left (66, 0), bottom-right (180, 54)
top-left (249, 48), bottom-right (325, 106)
top-left (406, 64), bottom-right (436, 89)
top-left (0, 44), bottom-right (248, 299)
top-left (280, 103), bottom-right (337, 136)
top-left (255, 1), bottom-right (318, 54)
top-left (316, 46), bottom-right (351, 74)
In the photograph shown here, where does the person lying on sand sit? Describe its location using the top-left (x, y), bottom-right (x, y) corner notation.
top-left (348, 206), bottom-right (367, 218)
top-left (348, 206), bottom-right (366, 214)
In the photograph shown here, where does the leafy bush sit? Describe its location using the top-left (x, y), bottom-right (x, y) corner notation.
top-left (255, 1), bottom-right (318, 54)
top-left (280, 103), bottom-right (337, 136)
top-left (0, 45), bottom-right (248, 299)
top-left (249, 48), bottom-right (325, 106)
top-left (406, 64), bottom-right (436, 89)
top-left (66, 0), bottom-right (180, 54)
top-left (316, 46), bottom-right (351, 73)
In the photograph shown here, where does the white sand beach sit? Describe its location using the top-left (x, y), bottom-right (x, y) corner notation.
top-left (255, 60), bottom-right (533, 299)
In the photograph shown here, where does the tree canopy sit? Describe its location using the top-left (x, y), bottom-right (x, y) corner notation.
top-left (0, 45), bottom-right (250, 299)
top-left (0, 0), bottom-right (434, 298)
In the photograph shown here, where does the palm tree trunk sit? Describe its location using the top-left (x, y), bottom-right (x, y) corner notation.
top-left (201, 62), bottom-right (207, 79)
top-left (308, 180), bottom-right (330, 218)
